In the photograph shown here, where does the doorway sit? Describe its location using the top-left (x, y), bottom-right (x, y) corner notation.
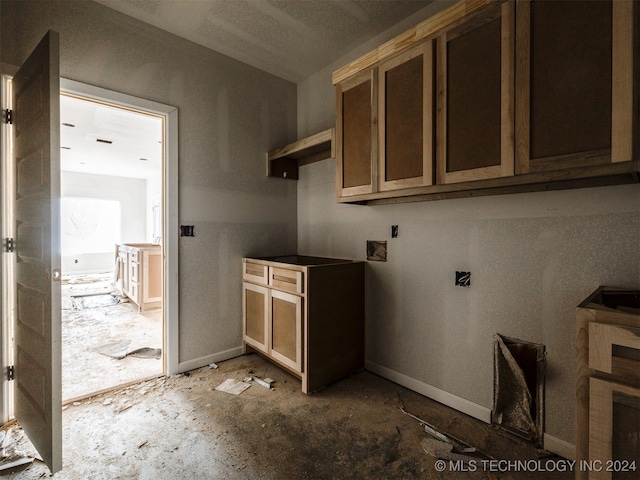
top-left (59, 93), bottom-right (164, 401)
top-left (1, 35), bottom-right (178, 473)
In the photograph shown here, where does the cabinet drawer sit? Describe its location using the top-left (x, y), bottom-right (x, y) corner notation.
top-left (270, 267), bottom-right (304, 294)
top-left (243, 262), bottom-right (268, 285)
top-left (589, 322), bottom-right (640, 383)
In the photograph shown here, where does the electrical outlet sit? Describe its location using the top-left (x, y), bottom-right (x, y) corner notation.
top-left (180, 225), bottom-right (195, 237)
top-left (455, 271), bottom-right (471, 287)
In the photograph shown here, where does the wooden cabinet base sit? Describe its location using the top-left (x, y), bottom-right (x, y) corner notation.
top-left (243, 257), bottom-right (365, 394)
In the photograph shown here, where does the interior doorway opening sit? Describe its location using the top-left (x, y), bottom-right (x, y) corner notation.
top-left (59, 93), bottom-right (164, 402)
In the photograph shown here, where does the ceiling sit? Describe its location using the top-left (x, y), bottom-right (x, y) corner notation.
top-left (93, 0), bottom-right (435, 83)
top-left (60, 94), bottom-right (163, 180)
top-left (62, 0), bottom-right (434, 180)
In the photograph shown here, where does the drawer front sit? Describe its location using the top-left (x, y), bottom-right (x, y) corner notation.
top-left (270, 267), bottom-right (304, 295)
top-left (129, 250), bottom-right (138, 262)
top-left (589, 322), bottom-right (640, 383)
top-left (243, 261), bottom-right (268, 285)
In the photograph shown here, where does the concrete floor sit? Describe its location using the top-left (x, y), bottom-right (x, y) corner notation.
top-left (62, 273), bottom-right (163, 401)
top-left (3, 354), bottom-right (571, 479)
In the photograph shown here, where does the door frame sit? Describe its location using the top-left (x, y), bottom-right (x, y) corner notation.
top-left (0, 76), bottom-right (180, 423)
top-left (59, 79), bottom-right (180, 378)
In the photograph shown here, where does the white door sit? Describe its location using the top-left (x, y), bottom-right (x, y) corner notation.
top-left (12, 30), bottom-right (62, 473)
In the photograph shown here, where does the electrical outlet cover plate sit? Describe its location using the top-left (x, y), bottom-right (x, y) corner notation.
top-left (455, 271), bottom-right (471, 287)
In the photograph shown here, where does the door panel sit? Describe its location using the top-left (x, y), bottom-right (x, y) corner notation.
top-left (12, 31), bottom-right (62, 473)
top-left (270, 289), bottom-right (302, 373)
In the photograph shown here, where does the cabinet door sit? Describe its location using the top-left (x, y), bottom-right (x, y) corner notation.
top-left (243, 282), bottom-right (269, 353)
top-left (378, 42), bottom-right (434, 191)
top-left (436, 1), bottom-right (515, 184)
top-left (270, 289), bottom-right (303, 373)
top-left (337, 69), bottom-right (377, 197)
top-left (589, 378), bottom-right (640, 480)
top-left (515, 0), bottom-right (634, 173)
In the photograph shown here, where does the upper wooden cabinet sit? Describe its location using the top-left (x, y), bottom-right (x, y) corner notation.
top-left (332, 0), bottom-right (638, 205)
top-left (378, 42), bottom-right (434, 191)
top-left (336, 70), bottom-right (377, 197)
top-left (515, 0), bottom-right (634, 173)
top-left (437, 1), bottom-right (514, 184)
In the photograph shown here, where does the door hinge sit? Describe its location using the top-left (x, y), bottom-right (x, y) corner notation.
top-left (7, 366), bottom-right (14, 381)
top-left (5, 109), bottom-right (12, 125)
top-left (4, 238), bottom-right (14, 253)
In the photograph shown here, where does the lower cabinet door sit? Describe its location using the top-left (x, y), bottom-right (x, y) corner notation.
top-left (270, 289), bottom-right (303, 373)
top-left (243, 282), bottom-right (269, 353)
top-left (589, 377), bottom-right (640, 480)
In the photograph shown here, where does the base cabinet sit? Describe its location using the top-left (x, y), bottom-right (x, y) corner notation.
top-left (576, 287), bottom-right (640, 480)
top-left (242, 256), bottom-right (365, 394)
top-left (118, 243), bottom-right (162, 311)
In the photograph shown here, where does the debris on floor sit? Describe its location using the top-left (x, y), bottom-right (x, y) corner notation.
top-left (399, 398), bottom-right (493, 461)
top-left (215, 378), bottom-right (251, 395)
top-left (95, 341), bottom-right (161, 360)
top-left (421, 437), bottom-right (476, 463)
top-left (95, 339), bottom-right (131, 359)
top-left (127, 347), bottom-right (162, 359)
top-left (71, 293), bottom-right (119, 310)
top-left (246, 372), bottom-right (274, 389)
top-left (0, 423), bottom-right (39, 472)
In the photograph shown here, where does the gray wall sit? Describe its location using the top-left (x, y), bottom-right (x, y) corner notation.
top-left (297, 1), bottom-right (640, 449)
top-left (1, 0), bottom-right (298, 366)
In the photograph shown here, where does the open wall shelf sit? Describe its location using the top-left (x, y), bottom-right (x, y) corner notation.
top-left (267, 128), bottom-right (335, 180)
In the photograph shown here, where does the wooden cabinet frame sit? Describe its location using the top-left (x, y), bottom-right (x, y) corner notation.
top-left (436, 0), bottom-right (515, 184)
top-left (589, 378), bottom-right (640, 480)
top-left (331, 0), bottom-right (638, 205)
top-left (336, 69), bottom-right (378, 197)
top-left (269, 289), bottom-right (303, 373)
top-left (242, 257), bottom-right (365, 394)
top-left (378, 42), bottom-right (434, 191)
top-left (515, 0), bottom-right (635, 174)
top-left (576, 287), bottom-right (640, 480)
top-left (242, 282), bottom-right (269, 354)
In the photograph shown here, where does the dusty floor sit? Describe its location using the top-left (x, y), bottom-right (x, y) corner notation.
top-left (62, 273), bottom-right (163, 401)
top-left (3, 354), bottom-right (572, 479)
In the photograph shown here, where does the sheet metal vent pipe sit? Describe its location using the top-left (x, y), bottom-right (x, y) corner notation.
top-left (493, 333), bottom-right (546, 448)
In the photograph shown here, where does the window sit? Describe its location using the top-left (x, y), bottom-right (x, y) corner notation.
top-left (61, 197), bottom-right (121, 255)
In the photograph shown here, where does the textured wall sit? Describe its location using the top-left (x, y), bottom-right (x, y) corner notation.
top-left (2, 0), bottom-right (298, 365)
top-left (296, 1), bottom-right (640, 448)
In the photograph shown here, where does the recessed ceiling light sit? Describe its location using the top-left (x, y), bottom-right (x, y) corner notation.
top-left (62, 122), bottom-right (75, 127)
top-left (96, 138), bottom-right (113, 144)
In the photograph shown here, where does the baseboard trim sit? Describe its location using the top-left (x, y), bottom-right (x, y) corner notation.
top-left (543, 433), bottom-right (576, 460)
top-left (365, 360), bottom-right (492, 424)
top-left (178, 346), bottom-right (244, 373)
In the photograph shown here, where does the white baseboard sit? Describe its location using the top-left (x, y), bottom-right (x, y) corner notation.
top-left (365, 360), bottom-right (492, 424)
top-left (366, 361), bottom-right (576, 460)
top-left (178, 346), bottom-right (244, 373)
top-left (543, 433), bottom-right (576, 460)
